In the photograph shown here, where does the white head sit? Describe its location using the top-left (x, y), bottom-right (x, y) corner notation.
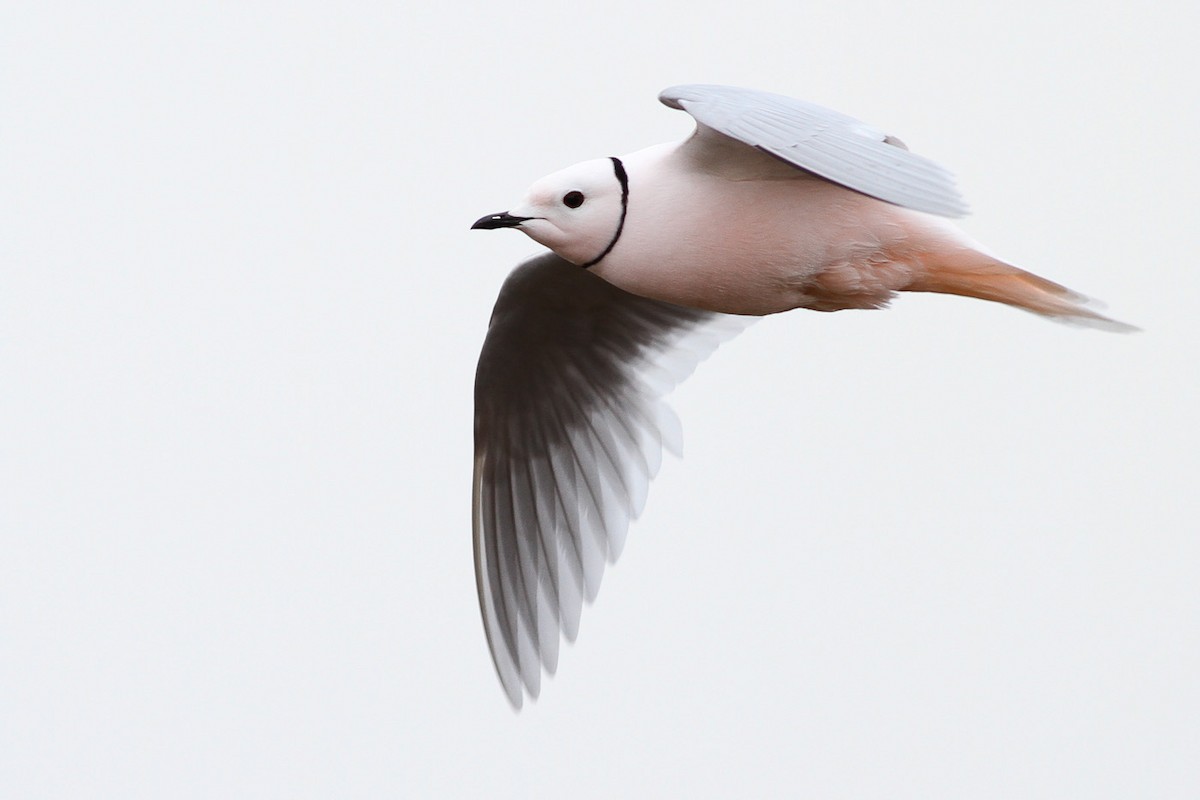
top-left (472, 157), bottom-right (628, 267)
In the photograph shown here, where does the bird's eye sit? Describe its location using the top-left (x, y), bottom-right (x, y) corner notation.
top-left (562, 191), bottom-right (585, 209)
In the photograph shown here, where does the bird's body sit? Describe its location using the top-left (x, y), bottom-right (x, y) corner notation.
top-left (485, 86), bottom-right (1123, 326)
top-left (594, 139), bottom-right (936, 315)
top-left (469, 84), bottom-right (1130, 709)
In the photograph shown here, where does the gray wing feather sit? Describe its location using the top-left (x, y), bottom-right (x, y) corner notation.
top-left (473, 253), bottom-right (749, 708)
top-left (660, 84), bottom-right (969, 218)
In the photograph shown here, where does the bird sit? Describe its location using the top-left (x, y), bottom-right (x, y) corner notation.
top-left (470, 84), bottom-right (1130, 709)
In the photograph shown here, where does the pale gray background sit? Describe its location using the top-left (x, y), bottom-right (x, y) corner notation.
top-left (3, 2), bottom-right (1197, 797)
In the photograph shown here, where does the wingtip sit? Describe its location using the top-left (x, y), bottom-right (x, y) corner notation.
top-left (658, 83), bottom-right (724, 110)
top-left (658, 86), bottom-right (687, 110)
top-left (503, 679), bottom-right (524, 711)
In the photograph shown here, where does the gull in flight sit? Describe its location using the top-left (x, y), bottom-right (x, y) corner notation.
top-left (470, 84), bottom-right (1129, 708)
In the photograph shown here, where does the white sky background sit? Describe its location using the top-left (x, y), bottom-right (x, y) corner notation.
top-left (3, 2), bottom-right (1198, 797)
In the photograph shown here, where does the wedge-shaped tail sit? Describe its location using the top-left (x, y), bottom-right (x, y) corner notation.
top-left (907, 248), bottom-right (1135, 332)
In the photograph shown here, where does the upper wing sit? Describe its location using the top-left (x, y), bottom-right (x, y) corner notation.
top-left (660, 84), bottom-right (969, 218)
top-left (473, 253), bottom-right (749, 708)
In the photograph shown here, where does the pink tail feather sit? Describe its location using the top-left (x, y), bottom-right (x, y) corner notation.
top-left (907, 249), bottom-right (1135, 332)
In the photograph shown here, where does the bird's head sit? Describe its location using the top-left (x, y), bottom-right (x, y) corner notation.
top-left (472, 157), bottom-right (629, 268)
